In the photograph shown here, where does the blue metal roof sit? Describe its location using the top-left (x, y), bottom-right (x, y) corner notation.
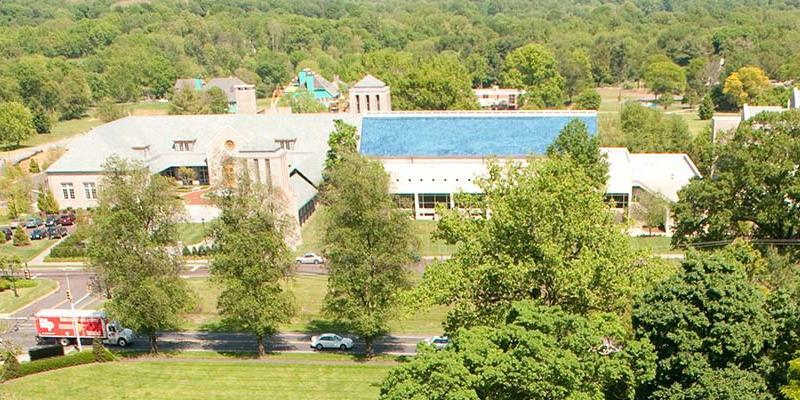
top-left (359, 113), bottom-right (597, 157)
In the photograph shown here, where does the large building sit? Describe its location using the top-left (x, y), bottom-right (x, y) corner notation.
top-left (712, 87), bottom-right (800, 140)
top-left (359, 111), bottom-right (700, 221)
top-left (46, 114), bottom-right (359, 226)
top-left (474, 86), bottom-right (526, 110)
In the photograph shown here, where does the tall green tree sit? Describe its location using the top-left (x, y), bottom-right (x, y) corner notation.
top-left (321, 154), bottom-right (417, 357)
top-left (36, 185), bottom-right (58, 215)
top-left (381, 302), bottom-right (656, 400)
top-left (546, 119), bottom-right (608, 187)
top-left (785, 359), bottom-right (800, 400)
top-left (698, 94), bottom-right (714, 120)
top-left (0, 256), bottom-right (23, 298)
top-left (421, 156), bottom-right (672, 332)
top-left (0, 102), bottom-right (35, 147)
top-left (210, 168), bottom-right (296, 357)
top-left (87, 157), bottom-right (194, 353)
top-left (503, 44), bottom-right (565, 108)
top-left (673, 110), bottom-right (800, 247)
top-left (324, 119), bottom-right (358, 173)
top-left (633, 248), bottom-right (775, 400)
top-left (644, 60), bottom-right (686, 109)
top-left (394, 52), bottom-right (478, 110)
top-left (560, 48), bottom-right (594, 102)
top-left (617, 102), bottom-right (692, 153)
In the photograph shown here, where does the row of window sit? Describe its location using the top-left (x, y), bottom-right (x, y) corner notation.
top-left (61, 182), bottom-right (97, 200)
top-left (354, 94), bottom-right (382, 113)
top-left (395, 177), bottom-right (473, 183)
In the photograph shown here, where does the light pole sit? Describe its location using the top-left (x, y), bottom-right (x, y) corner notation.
top-left (65, 275), bottom-right (82, 352)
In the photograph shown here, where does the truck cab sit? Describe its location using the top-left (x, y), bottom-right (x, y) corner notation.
top-left (105, 322), bottom-right (134, 347)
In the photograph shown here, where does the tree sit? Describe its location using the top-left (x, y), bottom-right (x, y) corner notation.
top-left (0, 102), bottom-right (35, 147)
top-left (673, 110), bottom-right (800, 247)
top-left (785, 359), bottom-right (800, 400)
top-left (324, 119), bottom-right (358, 173)
top-left (36, 185), bottom-right (59, 215)
top-left (279, 89), bottom-right (327, 113)
top-left (12, 227), bottom-right (28, 247)
top-left (87, 157), bottom-right (194, 353)
top-left (503, 44), bottom-right (565, 108)
top-left (95, 98), bottom-right (125, 122)
top-left (575, 89), bottom-right (601, 110)
top-left (30, 105), bottom-right (52, 134)
top-left (419, 156), bottom-right (672, 332)
top-left (0, 256), bottom-right (23, 298)
top-left (205, 87), bottom-right (229, 114)
top-left (698, 94), bottom-right (714, 120)
top-left (175, 167), bottom-right (197, 186)
top-left (723, 66), bottom-right (770, 108)
top-left (619, 102), bottom-right (692, 153)
top-left (632, 192), bottom-right (670, 234)
top-left (546, 119), bottom-right (608, 187)
top-left (769, 279), bottom-right (800, 396)
top-left (633, 248), bottom-right (775, 400)
top-left (644, 60), bottom-right (686, 109)
top-left (209, 167), bottom-right (296, 357)
top-left (560, 49), bottom-right (594, 102)
top-left (321, 154), bottom-right (417, 357)
top-left (380, 302), bottom-right (656, 400)
top-left (394, 52), bottom-right (478, 110)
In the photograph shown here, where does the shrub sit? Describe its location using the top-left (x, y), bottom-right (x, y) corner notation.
top-left (182, 246), bottom-right (190, 256)
top-left (13, 350), bottom-right (96, 380)
top-left (575, 89), bottom-right (601, 110)
top-left (47, 234), bottom-right (87, 259)
top-left (0, 353), bottom-right (21, 381)
top-left (698, 95), bottom-right (714, 120)
top-left (12, 226), bottom-right (28, 246)
top-left (0, 278), bottom-right (37, 291)
top-left (28, 158), bottom-right (39, 173)
top-left (92, 340), bottom-right (116, 363)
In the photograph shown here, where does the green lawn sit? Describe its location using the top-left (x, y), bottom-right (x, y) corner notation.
top-left (123, 101), bottom-right (171, 115)
top-left (0, 239), bottom-right (58, 262)
top-left (185, 275), bottom-right (447, 335)
top-left (296, 208), bottom-right (456, 257)
top-left (177, 223), bottom-right (207, 246)
top-left (0, 278), bottom-right (57, 314)
top-left (629, 236), bottom-right (681, 255)
top-left (3, 360), bottom-right (391, 400)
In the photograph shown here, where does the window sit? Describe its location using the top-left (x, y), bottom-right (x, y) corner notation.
top-left (393, 194), bottom-right (415, 209)
top-left (605, 193), bottom-right (629, 208)
top-left (61, 183), bottom-right (75, 199)
top-left (418, 193), bottom-right (450, 209)
top-left (366, 94), bottom-right (371, 111)
top-left (83, 183), bottom-right (97, 199)
top-left (376, 94), bottom-right (381, 111)
top-left (355, 94), bottom-right (361, 113)
top-left (172, 141), bottom-right (195, 151)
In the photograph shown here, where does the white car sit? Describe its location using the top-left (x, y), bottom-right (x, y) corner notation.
top-left (310, 333), bottom-right (353, 351)
top-left (296, 252), bottom-right (325, 264)
top-left (424, 336), bottom-right (450, 350)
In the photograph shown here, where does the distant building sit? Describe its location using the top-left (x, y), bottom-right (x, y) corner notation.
top-left (711, 87), bottom-right (800, 140)
top-left (474, 86), bottom-right (526, 110)
top-left (291, 68), bottom-right (341, 108)
top-left (349, 75), bottom-right (391, 114)
top-left (359, 110), bottom-right (699, 223)
top-left (172, 77), bottom-right (257, 115)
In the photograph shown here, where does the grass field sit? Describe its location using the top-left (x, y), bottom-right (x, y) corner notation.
top-left (295, 207), bottom-right (457, 257)
top-left (185, 275), bottom-right (447, 335)
top-left (629, 236), bottom-right (680, 254)
top-left (0, 278), bottom-right (57, 314)
top-left (596, 86), bottom-right (710, 136)
top-left (2, 359), bottom-right (391, 400)
top-left (177, 223), bottom-right (207, 246)
top-left (0, 239), bottom-right (58, 262)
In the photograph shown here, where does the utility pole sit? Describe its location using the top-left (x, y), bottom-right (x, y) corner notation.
top-left (66, 275), bottom-right (82, 352)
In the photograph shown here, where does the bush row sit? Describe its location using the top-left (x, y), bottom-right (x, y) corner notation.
top-left (47, 234), bottom-right (87, 258)
top-left (0, 278), bottom-right (37, 291)
top-left (182, 244), bottom-right (217, 257)
top-left (1, 345), bottom-right (116, 382)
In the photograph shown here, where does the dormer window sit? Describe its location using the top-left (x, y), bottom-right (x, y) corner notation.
top-left (276, 139), bottom-right (296, 150)
top-left (173, 140), bottom-right (195, 151)
top-left (131, 145), bottom-right (150, 157)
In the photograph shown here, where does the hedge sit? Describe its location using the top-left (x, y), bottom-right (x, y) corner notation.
top-left (1, 348), bottom-right (115, 381)
top-left (0, 278), bottom-right (37, 291)
top-left (47, 234), bottom-right (87, 259)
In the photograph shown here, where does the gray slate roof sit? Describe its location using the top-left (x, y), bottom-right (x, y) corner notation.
top-left (206, 77), bottom-right (248, 102)
top-left (47, 115), bottom-right (363, 195)
top-left (313, 75), bottom-right (340, 97)
top-left (352, 75), bottom-right (387, 89)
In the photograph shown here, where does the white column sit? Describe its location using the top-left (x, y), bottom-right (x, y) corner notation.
top-left (449, 193), bottom-right (455, 209)
top-left (413, 193), bottom-right (420, 220)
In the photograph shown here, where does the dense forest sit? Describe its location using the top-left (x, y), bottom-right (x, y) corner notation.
top-left (2, 0), bottom-right (800, 125)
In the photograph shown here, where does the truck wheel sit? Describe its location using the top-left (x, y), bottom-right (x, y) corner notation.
top-left (315, 344), bottom-right (323, 351)
top-left (58, 337), bottom-right (70, 346)
top-left (117, 338), bottom-right (128, 347)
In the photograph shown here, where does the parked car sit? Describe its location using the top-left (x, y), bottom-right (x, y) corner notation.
top-left (310, 333), bottom-right (353, 351)
top-left (44, 216), bottom-right (59, 227)
top-left (295, 252), bottom-right (325, 264)
top-left (29, 229), bottom-right (48, 240)
top-left (47, 226), bottom-right (68, 239)
top-left (57, 214), bottom-right (75, 226)
top-left (1, 227), bottom-right (11, 241)
top-left (423, 336), bottom-right (450, 350)
top-left (8, 221), bottom-right (19, 228)
top-left (25, 218), bottom-right (43, 228)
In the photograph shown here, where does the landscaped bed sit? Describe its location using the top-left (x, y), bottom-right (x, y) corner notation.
top-left (0, 278), bottom-right (58, 314)
top-left (0, 239), bottom-right (58, 263)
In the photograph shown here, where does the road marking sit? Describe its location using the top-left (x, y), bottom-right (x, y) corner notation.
top-left (72, 293), bottom-right (92, 307)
